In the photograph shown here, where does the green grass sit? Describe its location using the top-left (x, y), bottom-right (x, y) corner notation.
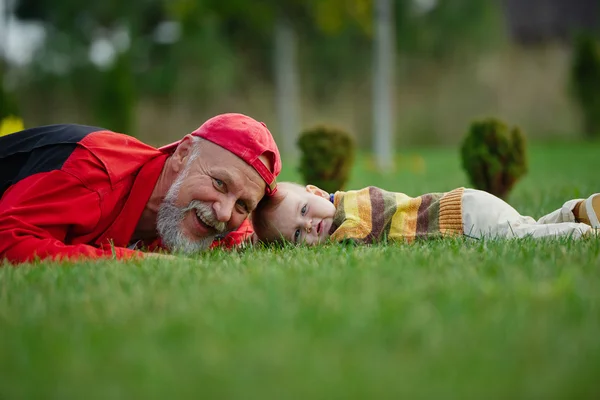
top-left (1, 141), bottom-right (600, 399)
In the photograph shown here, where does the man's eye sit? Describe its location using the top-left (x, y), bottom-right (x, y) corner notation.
top-left (214, 178), bottom-right (224, 188)
top-left (236, 200), bottom-right (248, 212)
top-left (301, 204), bottom-right (307, 215)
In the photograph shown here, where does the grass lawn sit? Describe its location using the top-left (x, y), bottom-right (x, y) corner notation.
top-left (1, 141), bottom-right (600, 399)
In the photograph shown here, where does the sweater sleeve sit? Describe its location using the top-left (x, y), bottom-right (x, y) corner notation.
top-left (329, 189), bottom-right (372, 244)
top-left (0, 170), bottom-right (142, 264)
top-left (330, 218), bottom-right (370, 243)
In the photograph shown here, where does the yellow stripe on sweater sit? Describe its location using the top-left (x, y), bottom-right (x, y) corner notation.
top-left (344, 188), bottom-right (372, 239)
top-left (389, 194), bottom-right (421, 243)
top-left (404, 197), bottom-right (422, 243)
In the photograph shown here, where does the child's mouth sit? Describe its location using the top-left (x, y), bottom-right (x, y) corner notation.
top-left (317, 220), bottom-right (322, 235)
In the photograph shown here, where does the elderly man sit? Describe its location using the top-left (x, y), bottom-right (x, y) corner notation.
top-left (0, 113), bottom-right (281, 263)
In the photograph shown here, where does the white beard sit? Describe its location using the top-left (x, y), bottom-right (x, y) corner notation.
top-left (156, 156), bottom-right (225, 254)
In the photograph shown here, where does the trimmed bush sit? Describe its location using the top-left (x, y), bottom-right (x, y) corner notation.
top-left (570, 34), bottom-right (600, 139)
top-left (460, 118), bottom-right (527, 200)
top-left (297, 125), bottom-right (355, 193)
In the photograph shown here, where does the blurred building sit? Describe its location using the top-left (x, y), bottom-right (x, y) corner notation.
top-left (503, 0), bottom-right (600, 44)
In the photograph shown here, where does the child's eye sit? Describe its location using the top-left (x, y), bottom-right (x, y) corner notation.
top-left (301, 204), bottom-right (307, 215)
top-left (294, 229), bottom-right (301, 242)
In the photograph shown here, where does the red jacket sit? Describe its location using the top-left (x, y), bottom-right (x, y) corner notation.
top-left (0, 124), bottom-right (253, 264)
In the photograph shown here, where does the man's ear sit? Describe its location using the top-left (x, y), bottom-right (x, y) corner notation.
top-left (172, 134), bottom-right (195, 173)
top-left (306, 185), bottom-right (329, 199)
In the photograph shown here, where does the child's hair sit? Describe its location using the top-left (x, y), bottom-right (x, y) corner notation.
top-left (251, 182), bottom-right (304, 243)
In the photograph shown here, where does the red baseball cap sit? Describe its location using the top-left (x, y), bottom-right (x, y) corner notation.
top-left (160, 113), bottom-right (281, 195)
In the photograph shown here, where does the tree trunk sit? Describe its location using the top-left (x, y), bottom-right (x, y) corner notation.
top-left (274, 15), bottom-right (300, 157)
top-left (373, 0), bottom-right (395, 171)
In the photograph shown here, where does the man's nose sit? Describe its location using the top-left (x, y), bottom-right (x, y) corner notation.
top-left (213, 197), bottom-right (234, 222)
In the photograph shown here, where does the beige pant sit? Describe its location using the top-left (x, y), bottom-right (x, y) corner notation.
top-left (462, 189), bottom-right (591, 239)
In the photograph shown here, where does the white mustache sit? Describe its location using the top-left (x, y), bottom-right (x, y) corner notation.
top-left (184, 200), bottom-right (227, 233)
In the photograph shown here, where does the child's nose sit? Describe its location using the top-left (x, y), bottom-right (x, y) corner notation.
top-left (304, 219), bottom-right (312, 233)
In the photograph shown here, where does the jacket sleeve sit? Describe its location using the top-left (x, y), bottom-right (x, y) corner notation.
top-left (0, 170), bottom-right (142, 264)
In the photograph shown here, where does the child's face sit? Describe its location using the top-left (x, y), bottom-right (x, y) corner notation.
top-left (267, 184), bottom-right (336, 245)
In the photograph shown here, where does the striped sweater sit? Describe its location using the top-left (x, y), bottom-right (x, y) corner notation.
top-left (330, 187), bottom-right (465, 244)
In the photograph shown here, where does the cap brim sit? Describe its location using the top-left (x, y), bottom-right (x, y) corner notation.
top-left (159, 140), bottom-right (181, 153)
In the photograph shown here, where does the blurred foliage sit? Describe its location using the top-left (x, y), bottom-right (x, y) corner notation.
top-left (569, 34), bottom-right (600, 139)
top-left (7, 0), bottom-right (503, 136)
top-left (0, 71), bottom-right (20, 121)
top-left (297, 125), bottom-right (356, 193)
top-left (395, 0), bottom-right (498, 57)
top-left (460, 118), bottom-right (528, 200)
top-left (93, 52), bottom-right (136, 134)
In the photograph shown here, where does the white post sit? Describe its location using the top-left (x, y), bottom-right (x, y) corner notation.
top-left (373, 0), bottom-right (395, 171)
top-left (274, 15), bottom-right (300, 157)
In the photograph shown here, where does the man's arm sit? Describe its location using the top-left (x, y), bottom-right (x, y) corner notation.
top-left (0, 170), bottom-right (142, 264)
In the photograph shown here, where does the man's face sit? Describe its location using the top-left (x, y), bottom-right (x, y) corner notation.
top-left (265, 183), bottom-right (336, 245)
top-left (157, 139), bottom-right (266, 253)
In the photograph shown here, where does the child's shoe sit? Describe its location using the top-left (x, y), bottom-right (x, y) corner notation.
top-left (576, 193), bottom-right (600, 228)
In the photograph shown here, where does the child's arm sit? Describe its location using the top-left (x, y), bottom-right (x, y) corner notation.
top-left (330, 217), bottom-right (371, 244)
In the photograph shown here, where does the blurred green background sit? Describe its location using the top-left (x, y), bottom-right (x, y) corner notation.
top-left (1, 0), bottom-right (599, 153)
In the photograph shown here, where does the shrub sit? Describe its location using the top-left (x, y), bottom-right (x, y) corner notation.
top-left (297, 125), bottom-right (355, 193)
top-left (570, 34), bottom-right (600, 139)
top-left (460, 118), bottom-right (527, 200)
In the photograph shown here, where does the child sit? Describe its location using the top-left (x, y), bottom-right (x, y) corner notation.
top-left (251, 182), bottom-right (599, 245)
